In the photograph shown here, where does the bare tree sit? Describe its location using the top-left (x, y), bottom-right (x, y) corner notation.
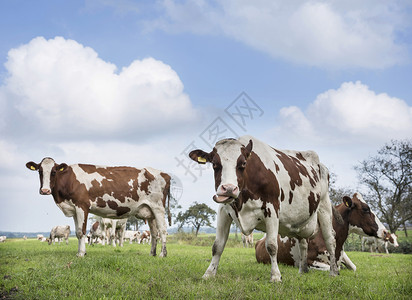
top-left (328, 171), bottom-right (353, 206)
top-left (355, 140), bottom-right (412, 235)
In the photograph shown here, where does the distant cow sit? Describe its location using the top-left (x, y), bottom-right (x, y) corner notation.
top-left (124, 230), bottom-right (140, 244)
top-left (88, 221), bottom-right (105, 245)
top-left (0, 236), bottom-right (6, 243)
top-left (49, 225), bottom-right (70, 245)
top-left (37, 234), bottom-right (44, 240)
top-left (189, 135), bottom-right (338, 282)
top-left (27, 158), bottom-right (171, 257)
top-left (103, 218), bottom-right (127, 247)
top-left (255, 193), bottom-right (389, 271)
top-left (139, 230), bottom-right (151, 244)
top-left (241, 232), bottom-right (253, 248)
top-left (362, 233), bottom-right (399, 254)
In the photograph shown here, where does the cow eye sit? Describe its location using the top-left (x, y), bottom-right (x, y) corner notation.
top-left (362, 207), bottom-right (370, 213)
top-left (237, 161), bottom-right (247, 170)
top-left (51, 170), bottom-right (56, 176)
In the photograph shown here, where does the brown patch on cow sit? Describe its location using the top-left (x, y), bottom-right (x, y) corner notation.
top-left (107, 200), bottom-right (118, 210)
top-left (289, 191), bottom-right (293, 204)
top-left (140, 169), bottom-right (155, 195)
top-left (212, 241), bottom-right (218, 256)
top-left (296, 153), bottom-right (306, 161)
top-left (230, 202), bottom-right (240, 219)
top-left (275, 163), bottom-right (280, 173)
top-left (116, 206), bottom-right (131, 216)
top-left (96, 198), bottom-right (106, 208)
top-left (92, 222), bottom-right (99, 232)
top-left (275, 150), bottom-right (317, 190)
top-left (239, 152), bottom-right (280, 217)
top-left (280, 189), bottom-right (285, 202)
top-left (210, 148), bottom-right (222, 190)
top-left (256, 236), bottom-right (297, 266)
top-left (308, 192), bottom-right (321, 215)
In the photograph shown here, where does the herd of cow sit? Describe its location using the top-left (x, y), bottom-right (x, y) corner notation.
top-left (26, 135), bottom-right (398, 283)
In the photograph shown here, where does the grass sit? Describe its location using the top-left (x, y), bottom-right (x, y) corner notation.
top-left (1, 235), bottom-right (411, 299)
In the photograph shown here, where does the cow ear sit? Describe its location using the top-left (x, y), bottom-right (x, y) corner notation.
top-left (26, 161), bottom-right (39, 171)
top-left (342, 196), bottom-right (352, 208)
top-left (244, 140), bottom-right (253, 158)
top-left (57, 163), bottom-right (68, 172)
top-left (189, 150), bottom-right (212, 164)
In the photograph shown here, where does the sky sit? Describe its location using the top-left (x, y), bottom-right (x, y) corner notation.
top-left (0, 0), bottom-right (411, 232)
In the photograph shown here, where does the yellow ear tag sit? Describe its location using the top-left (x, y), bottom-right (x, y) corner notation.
top-left (30, 166), bottom-right (36, 170)
top-left (59, 167), bottom-right (65, 171)
top-left (344, 200), bottom-right (350, 207)
top-left (197, 157), bottom-right (207, 164)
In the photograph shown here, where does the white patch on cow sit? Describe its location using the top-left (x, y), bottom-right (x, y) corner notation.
top-left (288, 237), bottom-right (301, 268)
top-left (215, 140), bottom-right (242, 194)
top-left (71, 164), bottom-right (105, 190)
top-left (40, 158), bottom-right (56, 191)
top-left (128, 179), bottom-right (134, 190)
top-left (56, 199), bottom-right (76, 217)
top-left (311, 261), bottom-right (331, 271)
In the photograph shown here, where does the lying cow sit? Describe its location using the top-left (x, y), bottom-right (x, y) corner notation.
top-left (27, 158), bottom-right (171, 257)
top-left (37, 234), bottom-right (44, 240)
top-left (255, 193), bottom-right (388, 271)
top-left (0, 236), bottom-right (6, 243)
top-left (49, 225), bottom-right (70, 245)
top-left (362, 233), bottom-right (399, 254)
top-left (241, 232), bottom-right (254, 248)
top-left (189, 135), bottom-right (338, 282)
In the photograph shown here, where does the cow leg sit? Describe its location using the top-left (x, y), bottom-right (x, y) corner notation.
top-left (298, 238), bottom-right (309, 273)
top-left (148, 219), bottom-right (158, 256)
top-left (265, 220), bottom-right (282, 282)
top-left (73, 209), bottom-right (88, 257)
top-left (153, 208), bottom-right (168, 257)
top-left (203, 206), bottom-right (232, 279)
top-left (317, 201), bottom-right (339, 277)
top-left (341, 251), bottom-right (356, 271)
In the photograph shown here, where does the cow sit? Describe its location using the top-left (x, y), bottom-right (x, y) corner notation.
top-left (88, 221), bottom-right (105, 245)
top-left (26, 158), bottom-right (172, 257)
top-left (189, 135), bottom-right (338, 282)
top-left (37, 234), bottom-right (44, 240)
top-left (139, 230), bottom-right (151, 244)
top-left (124, 230), bottom-right (140, 244)
top-left (0, 236), bottom-right (6, 243)
top-left (255, 193), bottom-right (389, 271)
top-left (241, 232), bottom-right (254, 248)
top-left (362, 233), bottom-right (399, 254)
top-left (48, 225), bottom-right (70, 245)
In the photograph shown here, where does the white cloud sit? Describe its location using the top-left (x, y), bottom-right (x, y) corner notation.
top-left (149, 0), bottom-right (409, 69)
top-left (277, 81), bottom-right (412, 144)
top-left (1, 36), bottom-right (197, 138)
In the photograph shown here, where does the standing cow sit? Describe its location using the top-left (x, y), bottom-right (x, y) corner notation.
top-left (26, 158), bottom-right (171, 257)
top-left (241, 232), bottom-right (254, 248)
top-left (88, 221), bottom-right (105, 245)
top-left (189, 135), bottom-right (338, 282)
top-left (362, 233), bottom-right (399, 254)
top-left (255, 193), bottom-right (389, 271)
top-left (49, 225), bottom-right (70, 245)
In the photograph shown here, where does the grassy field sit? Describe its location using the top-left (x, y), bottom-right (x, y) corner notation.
top-left (1, 235), bottom-right (411, 299)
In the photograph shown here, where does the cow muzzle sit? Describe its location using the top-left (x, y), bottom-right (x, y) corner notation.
top-left (213, 184), bottom-right (239, 204)
top-left (40, 188), bottom-right (51, 195)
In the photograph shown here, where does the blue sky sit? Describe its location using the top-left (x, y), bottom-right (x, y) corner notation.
top-left (0, 0), bottom-right (411, 232)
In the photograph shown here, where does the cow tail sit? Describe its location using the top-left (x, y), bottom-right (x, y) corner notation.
top-left (165, 175), bottom-right (172, 227)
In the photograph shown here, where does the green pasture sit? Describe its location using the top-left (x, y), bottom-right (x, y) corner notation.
top-left (1, 235), bottom-right (411, 299)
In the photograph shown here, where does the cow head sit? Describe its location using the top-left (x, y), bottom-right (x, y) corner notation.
top-left (189, 139), bottom-right (253, 204)
top-left (26, 157), bottom-right (68, 195)
top-left (344, 193), bottom-right (387, 239)
top-left (389, 233), bottom-right (399, 247)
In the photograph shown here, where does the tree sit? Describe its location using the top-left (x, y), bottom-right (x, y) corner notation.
top-left (328, 171), bottom-right (353, 206)
top-left (355, 140), bottom-right (412, 235)
top-left (176, 202), bottom-right (216, 236)
top-left (126, 216), bottom-right (146, 231)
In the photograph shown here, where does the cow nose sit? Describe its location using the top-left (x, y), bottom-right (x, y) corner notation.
top-left (221, 184), bottom-right (238, 195)
top-left (41, 188), bottom-right (51, 195)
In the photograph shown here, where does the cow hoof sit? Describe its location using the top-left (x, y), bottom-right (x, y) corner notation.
top-left (270, 276), bottom-right (282, 283)
top-left (202, 272), bottom-right (215, 280)
top-left (76, 253), bottom-right (86, 257)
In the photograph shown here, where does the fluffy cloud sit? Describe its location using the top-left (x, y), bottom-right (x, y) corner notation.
top-left (1, 36), bottom-right (197, 138)
top-left (149, 0), bottom-right (408, 69)
top-left (278, 81), bottom-right (412, 144)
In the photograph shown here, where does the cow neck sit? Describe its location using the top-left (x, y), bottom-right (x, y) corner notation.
top-left (51, 166), bottom-right (77, 204)
top-left (240, 152), bottom-right (281, 217)
top-left (333, 203), bottom-right (350, 261)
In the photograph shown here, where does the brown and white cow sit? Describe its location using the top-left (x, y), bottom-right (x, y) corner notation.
top-left (48, 225), bottom-right (71, 245)
top-left (241, 232), bottom-right (254, 248)
top-left (26, 158), bottom-right (171, 257)
top-left (139, 230), bottom-right (151, 244)
top-left (88, 221), bottom-right (105, 245)
top-left (189, 135), bottom-right (338, 282)
top-left (255, 193), bottom-right (388, 271)
top-left (362, 233), bottom-right (399, 254)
